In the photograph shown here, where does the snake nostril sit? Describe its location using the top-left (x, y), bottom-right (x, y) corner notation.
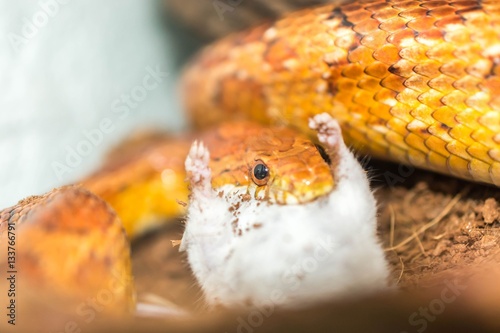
top-left (315, 144), bottom-right (331, 165)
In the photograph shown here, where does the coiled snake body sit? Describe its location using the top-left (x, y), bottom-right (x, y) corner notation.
top-left (183, 0), bottom-right (500, 186)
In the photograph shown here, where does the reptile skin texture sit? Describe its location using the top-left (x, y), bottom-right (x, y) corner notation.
top-left (182, 0), bottom-right (500, 186)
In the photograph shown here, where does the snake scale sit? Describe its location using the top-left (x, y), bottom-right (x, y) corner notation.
top-left (2, 0), bottom-right (500, 323)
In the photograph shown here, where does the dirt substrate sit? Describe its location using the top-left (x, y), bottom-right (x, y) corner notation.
top-left (131, 159), bottom-right (500, 316)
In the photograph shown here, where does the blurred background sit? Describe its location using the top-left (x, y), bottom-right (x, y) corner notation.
top-left (0, 0), bottom-right (194, 208)
top-left (0, 0), bottom-right (332, 208)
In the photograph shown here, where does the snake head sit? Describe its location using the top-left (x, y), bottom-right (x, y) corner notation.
top-left (181, 115), bottom-right (390, 308)
top-left (205, 121), bottom-right (337, 204)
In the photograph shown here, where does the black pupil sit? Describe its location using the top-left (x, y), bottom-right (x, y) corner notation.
top-left (253, 164), bottom-right (269, 180)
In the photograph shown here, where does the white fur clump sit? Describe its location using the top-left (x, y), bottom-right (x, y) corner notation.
top-left (181, 114), bottom-right (390, 308)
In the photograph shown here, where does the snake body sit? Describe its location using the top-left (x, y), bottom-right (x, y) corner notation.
top-left (182, 0), bottom-right (500, 186)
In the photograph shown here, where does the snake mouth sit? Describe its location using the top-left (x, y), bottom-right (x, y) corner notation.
top-left (315, 144), bottom-right (332, 165)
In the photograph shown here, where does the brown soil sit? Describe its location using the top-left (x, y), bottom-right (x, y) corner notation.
top-left (131, 159), bottom-right (500, 311)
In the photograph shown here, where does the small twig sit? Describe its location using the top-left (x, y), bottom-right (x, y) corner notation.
top-left (413, 227), bottom-right (427, 256)
top-left (396, 257), bottom-right (405, 285)
top-left (389, 204), bottom-right (395, 248)
top-left (385, 186), bottom-right (469, 252)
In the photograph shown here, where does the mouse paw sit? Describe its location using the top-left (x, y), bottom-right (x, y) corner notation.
top-left (185, 140), bottom-right (211, 187)
top-left (308, 113), bottom-right (343, 149)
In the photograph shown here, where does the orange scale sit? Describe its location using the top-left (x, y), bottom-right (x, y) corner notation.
top-left (447, 154), bottom-right (471, 179)
top-left (385, 131), bottom-right (407, 150)
top-left (343, 129), bottom-right (371, 152)
top-left (357, 76), bottom-right (383, 92)
top-left (483, 76), bottom-right (500, 97)
top-left (353, 90), bottom-right (376, 107)
top-left (471, 127), bottom-right (497, 148)
top-left (341, 63), bottom-right (365, 80)
top-left (467, 142), bottom-right (494, 164)
top-left (426, 42), bottom-right (455, 63)
top-left (446, 140), bottom-right (471, 161)
top-left (388, 104), bottom-right (414, 123)
top-left (489, 150), bottom-right (500, 163)
top-left (478, 111), bottom-right (500, 133)
top-left (443, 28), bottom-right (470, 45)
top-left (352, 18), bottom-right (382, 34)
top-left (414, 60), bottom-right (442, 78)
top-left (411, 104), bottom-right (435, 124)
top-left (348, 45), bottom-right (376, 65)
top-left (360, 29), bottom-right (390, 50)
top-left (373, 44), bottom-right (401, 64)
top-left (379, 17), bottom-right (407, 33)
top-left (364, 61), bottom-right (390, 79)
top-left (448, 125), bottom-right (474, 146)
top-left (404, 75), bottom-right (430, 93)
top-left (337, 77), bottom-right (358, 92)
top-left (335, 33), bottom-right (360, 50)
top-left (381, 74), bottom-right (406, 92)
top-left (407, 16), bottom-right (436, 32)
top-left (371, 7), bottom-right (400, 22)
top-left (453, 76), bottom-right (482, 95)
top-left (395, 88), bottom-right (421, 107)
top-left (389, 59), bottom-right (415, 78)
top-left (424, 135), bottom-right (450, 158)
top-left (342, 2), bottom-right (363, 13)
top-left (439, 60), bottom-right (467, 78)
top-left (399, 45), bottom-right (428, 63)
top-left (468, 158), bottom-right (493, 183)
top-left (417, 89), bottom-right (444, 109)
top-left (420, 1), bottom-right (448, 10)
top-left (428, 5), bottom-right (456, 18)
top-left (345, 10), bottom-right (371, 25)
top-left (431, 106), bottom-right (459, 129)
top-left (406, 119), bottom-right (431, 137)
top-left (388, 144), bottom-right (409, 162)
top-left (441, 90), bottom-right (468, 111)
top-left (364, 2), bottom-right (390, 13)
top-left (386, 115), bottom-right (411, 135)
top-left (466, 59), bottom-right (493, 79)
top-left (407, 148), bottom-right (429, 168)
top-left (455, 109), bottom-right (482, 127)
top-left (387, 29), bottom-right (417, 48)
top-left (374, 88), bottom-right (398, 107)
top-left (426, 151), bottom-right (449, 172)
top-left (428, 74), bottom-right (456, 94)
top-left (490, 163), bottom-right (500, 186)
top-left (392, 1), bottom-right (421, 11)
top-left (398, 7), bottom-right (428, 20)
top-left (435, 15), bottom-right (465, 30)
top-left (454, 46), bottom-right (484, 64)
top-left (415, 29), bottom-right (445, 47)
top-left (368, 104), bottom-right (393, 121)
top-left (404, 132), bottom-right (429, 154)
top-left (466, 93), bottom-right (494, 114)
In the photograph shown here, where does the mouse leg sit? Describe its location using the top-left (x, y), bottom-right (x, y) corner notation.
top-left (309, 113), bottom-right (367, 183)
top-left (180, 140), bottom-right (214, 253)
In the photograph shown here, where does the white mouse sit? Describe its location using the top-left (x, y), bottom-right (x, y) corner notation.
top-left (180, 113), bottom-right (390, 308)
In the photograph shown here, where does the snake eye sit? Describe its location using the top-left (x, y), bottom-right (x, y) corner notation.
top-left (251, 161), bottom-right (270, 186)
